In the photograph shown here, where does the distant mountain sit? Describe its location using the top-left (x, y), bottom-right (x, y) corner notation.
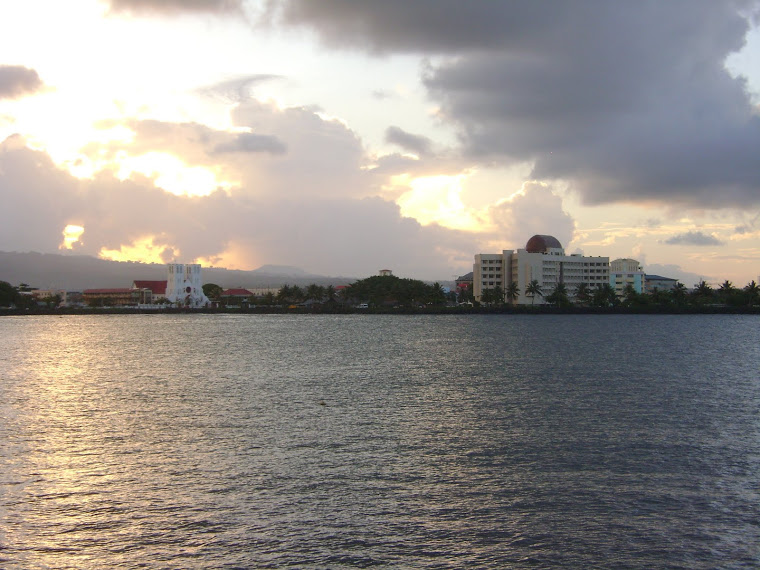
top-left (254, 264), bottom-right (311, 277)
top-left (0, 251), bottom-right (356, 291)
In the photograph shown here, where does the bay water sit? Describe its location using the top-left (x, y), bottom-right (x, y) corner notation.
top-left (1, 314), bottom-right (759, 568)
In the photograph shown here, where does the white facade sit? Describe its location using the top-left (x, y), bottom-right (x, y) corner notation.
top-left (165, 264), bottom-right (210, 307)
top-left (473, 235), bottom-right (609, 305)
top-left (609, 258), bottom-right (645, 295)
top-left (506, 250), bottom-right (609, 305)
top-left (473, 253), bottom-right (506, 301)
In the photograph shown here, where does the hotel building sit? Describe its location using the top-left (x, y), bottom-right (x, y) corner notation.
top-left (473, 235), bottom-right (610, 305)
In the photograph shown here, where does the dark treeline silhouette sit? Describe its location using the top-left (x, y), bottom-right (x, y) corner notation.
top-left (476, 279), bottom-right (760, 311)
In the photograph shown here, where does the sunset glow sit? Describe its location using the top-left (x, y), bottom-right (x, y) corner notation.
top-left (115, 153), bottom-right (229, 197)
top-left (1, 1), bottom-right (759, 283)
top-left (99, 235), bottom-right (178, 265)
top-left (397, 175), bottom-right (485, 232)
top-left (60, 225), bottom-right (85, 250)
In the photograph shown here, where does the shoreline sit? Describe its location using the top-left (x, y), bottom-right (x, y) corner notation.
top-left (2, 305), bottom-right (759, 316)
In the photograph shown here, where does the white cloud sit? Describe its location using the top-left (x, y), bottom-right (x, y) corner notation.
top-left (487, 182), bottom-right (576, 250)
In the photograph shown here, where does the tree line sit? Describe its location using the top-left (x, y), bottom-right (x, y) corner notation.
top-left (477, 279), bottom-right (760, 308)
top-left (203, 275), bottom-right (450, 308)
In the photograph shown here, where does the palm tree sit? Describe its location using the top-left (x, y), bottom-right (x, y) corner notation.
top-left (276, 284), bottom-right (292, 305)
top-left (480, 287), bottom-right (495, 306)
top-left (458, 286), bottom-right (474, 305)
top-left (671, 282), bottom-right (688, 306)
top-left (525, 280), bottom-right (543, 305)
top-left (429, 282), bottom-right (447, 305)
top-left (593, 283), bottom-right (618, 307)
top-left (546, 282), bottom-right (570, 307)
top-left (491, 284), bottom-right (505, 306)
top-left (338, 286), bottom-right (354, 306)
top-left (743, 280), bottom-right (760, 306)
top-left (290, 285), bottom-right (304, 303)
top-left (574, 282), bottom-right (591, 306)
top-left (305, 283), bottom-right (325, 303)
top-left (621, 283), bottom-right (638, 307)
top-left (691, 280), bottom-right (713, 305)
top-left (650, 287), bottom-right (670, 307)
top-left (718, 280), bottom-right (736, 306)
top-left (506, 281), bottom-right (520, 305)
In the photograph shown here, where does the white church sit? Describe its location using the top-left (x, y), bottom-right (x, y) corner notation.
top-left (165, 263), bottom-right (210, 308)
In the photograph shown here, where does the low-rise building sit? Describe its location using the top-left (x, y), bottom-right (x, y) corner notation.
top-left (83, 288), bottom-right (152, 307)
top-left (220, 288), bottom-right (254, 306)
top-left (645, 274), bottom-right (679, 293)
top-left (133, 280), bottom-right (167, 301)
top-left (30, 289), bottom-right (67, 307)
top-left (455, 272), bottom-right (473, 300)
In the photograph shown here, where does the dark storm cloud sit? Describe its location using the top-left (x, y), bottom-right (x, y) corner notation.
top-left (385, 126), bottom-right (432, 156)
top-left (662, 231), bottom-right (725, 246)
top-left (106, 0), bottom-right (243, 15)
top-left (268, 1), bottom-right (760, 209)
top-left (267, 0), bottom-right (553, 53)
top-left (212, 132), bottom-right (287, 154)
top-left (0, 65), bottom-right (44, 100)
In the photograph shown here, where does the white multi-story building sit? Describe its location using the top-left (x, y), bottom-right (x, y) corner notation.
top-left (473, 235), bottom-right (609, 305)
top-left (165, 263), bottom-right (209, 307)
top-left (473, 253), bottom-right (506, 301)
top-left (609, 258), bottom-right (645, 296)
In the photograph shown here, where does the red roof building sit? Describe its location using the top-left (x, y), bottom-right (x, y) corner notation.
top-left (222, 288), bottom-right (254, 297)
top-left (133, 280), bottom-right (167, 295)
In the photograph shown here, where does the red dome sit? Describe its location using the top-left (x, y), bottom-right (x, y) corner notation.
top-left (525, 235), bottom-right (563, 253)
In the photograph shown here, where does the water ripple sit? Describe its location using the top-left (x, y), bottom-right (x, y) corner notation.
top-left (1, 314), bottom-right (759, 568)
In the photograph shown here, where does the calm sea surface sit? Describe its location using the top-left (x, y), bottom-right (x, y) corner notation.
top-left (1, 314), bottom-right (759, 568)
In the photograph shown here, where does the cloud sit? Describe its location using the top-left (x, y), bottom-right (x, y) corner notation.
top-left (662, 231), bottom-right (725, 246)
top-left (0, 65), bottom-right (45, 100)
top-left (385, 126), bottom-right (433, 156)
top-left (266, 1), bottom-right (538, 54)
top-left (212, 133), bottom-right (287, 155)
top-left (734, 211), bottom-right (760, 234)
top-left (0, 137), bottom-right (477, 280)
top-left (198, 75), bottom-right (284, 103)
top-left (487, 182), bottom-right (576, 250)
top-left (105, 0), bottom-right (243, 16)
top-left (642, 263), bottom-right (708, 286)
top-left (267, 1), bottom-right (760, 210)
top-left (87, 101), bottom-right (373, 200)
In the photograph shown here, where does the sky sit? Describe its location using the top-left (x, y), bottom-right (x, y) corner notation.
top-left (1, 0), bottom-right (760, 285)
